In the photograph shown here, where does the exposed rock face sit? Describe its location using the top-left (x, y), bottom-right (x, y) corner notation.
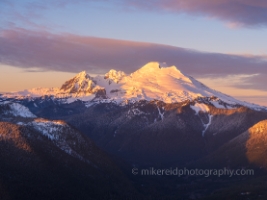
top-left (246, 120), bottom-right (267, 168)
top-left (191, 120), bottom-right (267, 170)
top-left (60, 71), bottom-right (98, 95)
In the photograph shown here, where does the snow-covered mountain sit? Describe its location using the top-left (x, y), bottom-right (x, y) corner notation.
top-left (2, 62), bottom-right (267, 199)
top-left (2, 62), bottom-right (266, 111)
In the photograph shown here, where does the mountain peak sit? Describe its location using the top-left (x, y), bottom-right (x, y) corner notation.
top-left (137, 62), bottom-right (183, 75)
top-left (133, 62), bottom-right (190, 84)
top-left (138, 62), bottom-right (167, 70)
top-left (74, 70), bottom-right (90, 79)
top-left (104, 69), bottom-right (126, 83)
top-left (60, 71), bottom-right (96, 95)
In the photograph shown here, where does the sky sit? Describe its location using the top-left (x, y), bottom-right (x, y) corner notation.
top-left (0, 0), bottom-right (267, 106)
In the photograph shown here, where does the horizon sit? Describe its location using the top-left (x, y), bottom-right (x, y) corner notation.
top-left (0, 0), bottom-right (266, 106)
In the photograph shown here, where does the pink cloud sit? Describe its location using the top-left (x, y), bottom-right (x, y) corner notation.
top-left (0, 28), bottom-right (267, 91)
top-left (120, 0), bottom-right (267, 27)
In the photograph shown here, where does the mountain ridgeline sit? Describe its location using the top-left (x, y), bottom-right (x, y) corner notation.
top-left (1, 62), bottom-right (267, 199)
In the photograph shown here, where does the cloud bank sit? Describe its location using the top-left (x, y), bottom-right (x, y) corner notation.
top-left (0, 28), bottom-right (267, 91)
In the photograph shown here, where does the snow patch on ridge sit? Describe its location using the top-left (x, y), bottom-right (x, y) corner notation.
top-left (156, 105), bottom-right (164, 120)
top-left (189, 102), bottom-right (213, 136)
top-left (29, 119), bottom-right (88, 162)
top-left (1, 102), bottom-right (36, 118)
top-left (211, 101), bottom-right (227, 109)
top-left (190, 103), bottom-right (210, 114)
top-left (202, 114), bottom-right (213, 137)
top-left (30, 119), bottom-right (64, 140)
top-left (9, 103), bottom-right (36, 118)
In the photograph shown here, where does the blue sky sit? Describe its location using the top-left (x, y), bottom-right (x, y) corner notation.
top-left (50, 3), bottom-right (266, 54)
top-left (0, 0), bottom-right (267, 105)
top-left (1, 0), bottom-right (267, 54)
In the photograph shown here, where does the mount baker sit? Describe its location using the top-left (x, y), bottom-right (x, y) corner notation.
top-left (3, 62), bottom-right (266, 111)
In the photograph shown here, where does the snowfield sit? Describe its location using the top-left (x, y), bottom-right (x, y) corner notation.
top-left (0, 102), bottom-right (36, 118)
top-left (190, 103), bottom-right (210, 114)
top-left (15, 118), bottom-right (90, 163)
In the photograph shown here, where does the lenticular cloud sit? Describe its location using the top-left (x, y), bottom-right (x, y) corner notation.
top-left (0, 28), bottom-right (267, 91)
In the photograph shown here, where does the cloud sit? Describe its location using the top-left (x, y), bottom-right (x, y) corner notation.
top-left (0, 0), bottom-right (86, 30)
top-left (0, 28), bottom-right (267, 91)
top-left (228, 74), bottom-right (267, 91)
top-left (119, 0), bottom-right (267, 28)
top-left (235, 96), bottom-right (267, 106)
top-left (1, 0), bottom-right (267, 29)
